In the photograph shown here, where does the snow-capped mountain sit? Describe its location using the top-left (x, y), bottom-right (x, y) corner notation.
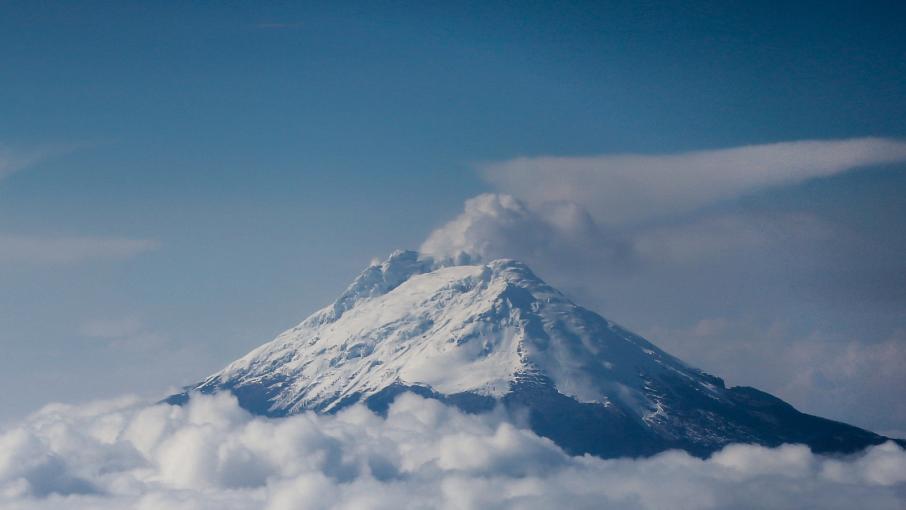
top-left (168, 250), bottom-right (896, 458)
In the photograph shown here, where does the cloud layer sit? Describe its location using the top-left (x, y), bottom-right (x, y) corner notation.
top-left (1, 393), bottom-right (904, 510)
top-left (483, 137), bottom-right (906, 224)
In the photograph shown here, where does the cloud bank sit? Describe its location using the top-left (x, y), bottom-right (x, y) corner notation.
top-left (1, 393), bottom-right (904, 510)
top-left (483, 137), bottom-right (906, 224)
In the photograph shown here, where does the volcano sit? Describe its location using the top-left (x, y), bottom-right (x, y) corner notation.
top-left (168, 250), bottom-right (899, 458)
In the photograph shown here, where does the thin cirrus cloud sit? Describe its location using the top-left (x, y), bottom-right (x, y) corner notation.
top-left (0, 235), bottom-right (159, 265)
top-left (482, 137), bottom-right (906, 225)
top-left (0, 147), bottom-right (45, 182)
top-left (0, 142), bottom-right (93, 183)
top-left (0, 153), bottom-right (15, 180)
top-left (0, 392), bottom-right (904, 509)
top-left (1, 144), bottom-right (160, 266)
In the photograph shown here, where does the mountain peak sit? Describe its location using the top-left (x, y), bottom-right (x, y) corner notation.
top-left (317, 251), bottom-right (551, 325)
top-left (314, 249), bottom-right (434, 325)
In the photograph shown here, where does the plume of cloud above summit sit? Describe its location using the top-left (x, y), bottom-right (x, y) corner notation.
top-left (483, 137), bottom-right (906, 225)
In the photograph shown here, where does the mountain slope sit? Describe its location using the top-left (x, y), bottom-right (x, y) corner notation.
top-left (168, 250), bottom-right (898, 458)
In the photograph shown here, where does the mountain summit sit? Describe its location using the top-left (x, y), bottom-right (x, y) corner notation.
top-left (169, 250), bottom-right (897, 458)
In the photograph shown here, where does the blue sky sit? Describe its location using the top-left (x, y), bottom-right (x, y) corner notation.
top-left (1, 0), bottom-right (906, 434)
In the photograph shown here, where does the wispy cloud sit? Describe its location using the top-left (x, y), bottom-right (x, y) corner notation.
top-left (1, 143), bottom-right (157, 265)
top-left (0, 147), bottom-right (46, 183)
top-left (79, 317), bottom-right (169, 352)
top-left (80, 317), bottom-right (145, 339)
top-left (0, 235), bottom-right (159, 265)
top-left (483, 137), bottom-right (906, 225)
top-left (0, 142), bottom-right (97, 184)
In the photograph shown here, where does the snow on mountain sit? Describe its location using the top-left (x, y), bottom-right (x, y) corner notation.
top-left (171, 250), bottom-right (895, 458)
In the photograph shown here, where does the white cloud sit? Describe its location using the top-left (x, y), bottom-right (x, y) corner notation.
top-left (420, 193), bottom-right (629, 271)
top-left (0, 235), bottom-right (159, 265)
top-left (0, 393), bottom-right (904, 509)
top-left (483, 137), bottom-right (906, 224)
top-left (419, 193), bottom-right (839, 273)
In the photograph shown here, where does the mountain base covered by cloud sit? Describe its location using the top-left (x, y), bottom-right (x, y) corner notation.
top-left (2, 393), bottom-right (904, 510)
